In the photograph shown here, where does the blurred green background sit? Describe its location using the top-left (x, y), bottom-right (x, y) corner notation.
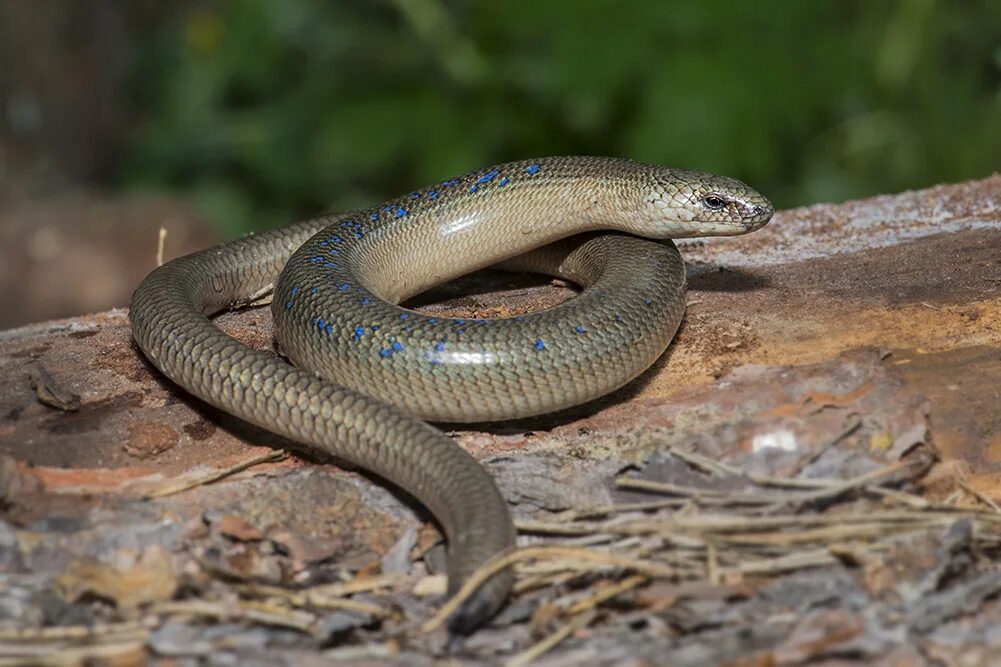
top-left (3, 0), bottom-right (1000, 238)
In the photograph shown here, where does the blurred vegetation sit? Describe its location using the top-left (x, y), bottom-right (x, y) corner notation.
top-left (118, 0), bottom-right (1001, 236)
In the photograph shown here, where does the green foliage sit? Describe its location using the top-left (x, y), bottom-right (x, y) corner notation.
top-left (119, 0), bottom-right (1001, 235)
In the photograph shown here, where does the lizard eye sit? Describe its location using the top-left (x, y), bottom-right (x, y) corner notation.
top-left (702, 195), bottom-right (726, 210)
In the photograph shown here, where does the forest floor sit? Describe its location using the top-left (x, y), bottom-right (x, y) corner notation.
top-left (1, 175), bottom-right (1000, 665)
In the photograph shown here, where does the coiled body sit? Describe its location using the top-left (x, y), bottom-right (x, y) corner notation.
top-left (130, 156), bottom-right (772, 632)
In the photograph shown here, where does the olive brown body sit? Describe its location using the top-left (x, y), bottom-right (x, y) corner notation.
top-left (129, 156), bottom-right (772, 633)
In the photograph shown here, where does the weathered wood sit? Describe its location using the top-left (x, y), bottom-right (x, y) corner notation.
top-left (1, 176), bottom-right (999, 663)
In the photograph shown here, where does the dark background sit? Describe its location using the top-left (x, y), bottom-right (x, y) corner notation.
top-left (1, 1), bottom-right (998, 326)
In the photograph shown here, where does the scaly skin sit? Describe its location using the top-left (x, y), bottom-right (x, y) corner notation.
top-left (129, 156), bottom-right (772, 633)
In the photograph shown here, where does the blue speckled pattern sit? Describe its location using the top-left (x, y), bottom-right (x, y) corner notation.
top-left (276, 231), bottom-right (685, 422)
top-left (272, 156), bottom-right (768, 423)
top-left (129, 155), bottom-right (773, 634)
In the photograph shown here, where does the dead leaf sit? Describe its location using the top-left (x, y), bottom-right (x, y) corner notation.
top-left (269, 529), bottom-right (344, 570)
top-left (57, 546), bottom-right (177, 609)
top-left (28, 364), bottom-right (80, 411)
top-left (218, 514), bottom-right (264, 541)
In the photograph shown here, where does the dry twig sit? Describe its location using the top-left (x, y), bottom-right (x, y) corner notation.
top-left (144, 450), bottom-right (286, 498)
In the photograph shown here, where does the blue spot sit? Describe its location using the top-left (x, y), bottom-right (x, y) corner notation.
top-left (434, 342), bottom-right (446, 352)
top-left (284, 301), bottom-right (292, 310)
top-left (316, 318), bottom-right (325, 330)
top-left (614, 313), bottom-right (624, 322)
top-left (644, 298), bottom-right (653, 305)
top-left (455, 328), bottom-right (465, 335)
top-left (514, 316), bottom-right (525, 322)
top-left (319, 240), bottom-right (327, 246)
top-left (379, 348), bottom-right (393, 358)
top-left (498, 177), bottom-right (509, 187)
top-left (360, 297), bottom-right (371, 305)
top-left (469, 184), bottom-right (479, 193)
top-left (323, 262), bottom-right (337, 268)
top-left (575, 325), bottom-right (586, 334)
top-left (442, 178), bottom-right (461, 187)
top-left (400, 313), bottom-right (410, 320)
top-left (394, 207), bottom-right (408, 218)
top-left (410, 192), bottom-right (420, 200)
top-left (370, 212), bottom-right (379, 221)
top-left (428, 190), bottom-right (439, 200)
top-left (352, 326), bottom-right (365, 341)
top-left (477, 169), bottom-right (500, 184)
top-left (428, 318), bottom-right (438, 324)
top-left (404, 326), bottom-right (413, 333)
top-left (371, 325), bottom-right (380, 331)
top-left (325, 323), bottom-right (333, 334)
top-left (311, 256), bottom-right (323, 264)
top-left (339, 283), bottom-right (351, 291)
top-left (456, 319), bottom-right (465, 325)
top-left (534, 338), bottom-right (546, 351)
top-left (524, 163), bottom-right (541, 175)
top-left (353, 231), bottom-right (364, 239)
top-left (311, 287), bottom-right (318, 295)
top-left (290, 287), bottom-right (299, 296)
top-left (391, 341), bottom-right (404, 352)
top-left (332, 236), bottom-right (343, 244)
